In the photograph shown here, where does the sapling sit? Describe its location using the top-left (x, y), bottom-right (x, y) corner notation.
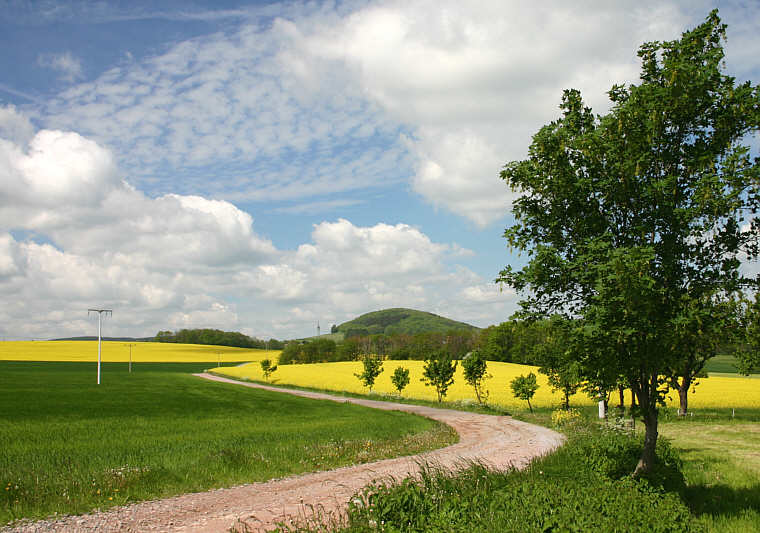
top-left (260, 358), bottom-right (277, 382)
top-left (511, 373), bottom-right (539, 413)
top-left (355, 354), bottom-right (384, 393)
top-left (391, 366), bottom-right (410, 396)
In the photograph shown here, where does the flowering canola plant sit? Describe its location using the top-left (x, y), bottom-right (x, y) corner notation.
top-left (212, 360), bottom-right (760, 410)
top-left (0, 340), bottom-right (279, 363)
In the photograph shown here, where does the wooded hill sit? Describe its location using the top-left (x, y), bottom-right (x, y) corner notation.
top-left (335, 308), bottom-right (478, 338)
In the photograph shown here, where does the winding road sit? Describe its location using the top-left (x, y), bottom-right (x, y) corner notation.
top-left (4, 373), bottom-right (564, 533)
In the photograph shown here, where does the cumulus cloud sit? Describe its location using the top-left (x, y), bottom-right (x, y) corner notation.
top-left (0, 113), bottom-right (518, 339)
top-left (299, 0), bottom-right (692, 225)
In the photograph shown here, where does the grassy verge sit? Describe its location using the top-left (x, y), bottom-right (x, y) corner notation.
top-left (267, 402), bottom-right (760, 533)
top-left (0, 362), bottom-right (456, 525)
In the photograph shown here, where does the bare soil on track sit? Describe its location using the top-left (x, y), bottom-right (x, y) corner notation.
top-left (4, 373), bottom-right (563, 533)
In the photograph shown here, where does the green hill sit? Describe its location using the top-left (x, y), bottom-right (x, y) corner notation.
top-left (336, 308), bottom-right (478, 338)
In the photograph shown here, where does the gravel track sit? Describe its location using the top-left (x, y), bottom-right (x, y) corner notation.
top-left (3, 373), bottom-right (564, 533)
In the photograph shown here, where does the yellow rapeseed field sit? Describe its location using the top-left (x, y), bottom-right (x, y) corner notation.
top-left (0, 340), bottom-right (280, 363)
top-left (211, 360), bottom-right (760, 410)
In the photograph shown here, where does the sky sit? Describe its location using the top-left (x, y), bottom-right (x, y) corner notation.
top-left (1, 1), bottom-right (759, 340)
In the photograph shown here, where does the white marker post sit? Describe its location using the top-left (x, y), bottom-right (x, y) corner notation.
top-left (88, 309), bottom-right (112, 385)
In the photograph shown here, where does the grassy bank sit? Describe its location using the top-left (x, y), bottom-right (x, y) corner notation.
top-left (0, 362), bottom-right (455, 525)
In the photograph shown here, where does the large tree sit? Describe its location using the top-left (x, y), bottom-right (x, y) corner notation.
top-left (499, 11), bottom-right (759, 475)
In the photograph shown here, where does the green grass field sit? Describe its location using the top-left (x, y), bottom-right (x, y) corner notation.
top-left (704, 354), bottom-right (741, 374)
top-left (0, 362), bottom-right (456, 525)
top-left (659, 417), bottom-right (760, 532)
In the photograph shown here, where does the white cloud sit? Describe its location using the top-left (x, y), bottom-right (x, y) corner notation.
top-left (297, 0), bottom-right (693, 225)
top-left (10, 2), bottom-right (752, 337)
top-left (37, 51), bottom-right (84, 82)
top-left (0, 106), bottom-right (35, 146)
top-left (35, 1), bottom-right (727, 227)
top-left (0, 113), bottom-right (518, 339)
top-left (271, 198), bottom-right (364, 215)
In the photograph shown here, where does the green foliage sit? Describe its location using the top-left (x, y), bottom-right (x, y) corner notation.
top-left (278, 339), bottom-right (338, 365)
top-left (153, 328), bottom-right (281, 349)
top-left (738, 293), bottom-right (760, 375)
top-left (330, 424), bottom-right (695, 533)
top-left (498, 11), bottom-right (760, 474)
top-left (0, 361), bottom-right (452, 525)
top-left (477, 320), bottom-right (554, 364)
top-left (354, 355), bottom-right (384, 393)
top-left (533, 316), bottom-right (583, 409)
top-left (510, 373), bottom-right (538, 413)
top-left (260, 358), bottom-right (277, 381)
top-left (566, 427), bottom-right (685, 493)
top-left (336, 308), bottom-right (477, 337)
top-left (420, 351), bottom-right (457, 403)
top-left (461, 351), bottom-right (490, 405)
top-left (336, 337), bottom-right (361, 361)
top-left (295, 329), bottom-right (479, 365)
top-left (390, 366), bottom-right (410, 396)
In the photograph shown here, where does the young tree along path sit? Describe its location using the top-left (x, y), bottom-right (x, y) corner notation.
top-left (4, 373), bottom-right (563, 533)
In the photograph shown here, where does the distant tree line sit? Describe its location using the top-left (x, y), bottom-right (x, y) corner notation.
top-left (278, 329), bottom-right (481, 365)
top-left (155, 329), bottom-right (284, 350)
top-left (278, 320), bottom-right (581, 367)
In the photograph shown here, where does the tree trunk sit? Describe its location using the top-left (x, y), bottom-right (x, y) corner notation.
top-left (527, 398), bottom-right (533, 413)
top-left (630, 389), bottom-right (637, 408)
top-left (634, 407), bottom-right (659, 476)
top-left (618, 385), bottom-right (625, 409)
top-left (677, 375), bottom-right (691, 416)
top-left (563, 390), bottom-right (570, 410)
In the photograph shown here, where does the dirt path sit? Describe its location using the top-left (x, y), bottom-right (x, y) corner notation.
top-left (4, 373), bottom-right (564, 533)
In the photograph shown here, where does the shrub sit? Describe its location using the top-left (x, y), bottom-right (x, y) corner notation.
top-left (564, 424), bottom-right (685, 493)
top-left (551, 408), bottom-right (581, 428)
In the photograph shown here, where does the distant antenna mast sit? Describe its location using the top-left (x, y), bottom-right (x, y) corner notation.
top-left (317, 321), bottom-right (321, 336)
top-left (88, 309), bottom-right (112, 384)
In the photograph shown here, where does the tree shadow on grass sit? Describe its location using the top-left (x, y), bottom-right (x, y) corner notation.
top-left (684, 483), bottom-right (760, 519)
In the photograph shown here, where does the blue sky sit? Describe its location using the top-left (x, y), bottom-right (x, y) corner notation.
top-left (1, 1), bottom-right (758, 340)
